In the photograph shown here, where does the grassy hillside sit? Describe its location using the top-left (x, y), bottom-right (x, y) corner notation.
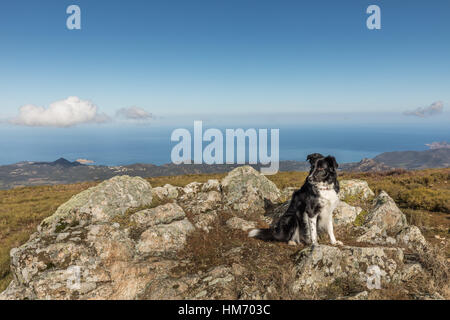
top-left (0, 168), bottom-right (448, 292)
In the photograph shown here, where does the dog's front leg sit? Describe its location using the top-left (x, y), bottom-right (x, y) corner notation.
top-left (326, 215), bottom-right (343, 246)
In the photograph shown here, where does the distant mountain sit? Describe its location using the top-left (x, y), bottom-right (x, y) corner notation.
top-left (340, 158), bottom-right (394, 172)
top-left (373, 148), bottom-right (450, 170)
top-left (0, 148), bottom-right (448, 189)
top-left (33, 157), bottom-right (83, 167)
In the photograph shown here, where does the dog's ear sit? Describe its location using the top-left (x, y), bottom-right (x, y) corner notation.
top-left (306, 153), bottom-right (324, 165)
top-left (325, 155), bottom-right (338, 169)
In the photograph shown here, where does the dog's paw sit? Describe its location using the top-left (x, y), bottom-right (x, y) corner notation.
top-left (331, 240), bottom-right (343, 246)
top-left (288, 240), bottom-right (297, 246)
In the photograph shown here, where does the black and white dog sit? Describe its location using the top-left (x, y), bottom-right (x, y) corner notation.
top-left (249, 153), bottom-right (342, 246)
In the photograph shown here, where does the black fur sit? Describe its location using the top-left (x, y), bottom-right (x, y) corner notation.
top-left (249, 153), bottom-right (340, 244)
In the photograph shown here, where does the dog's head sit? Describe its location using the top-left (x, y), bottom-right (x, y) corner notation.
top-left (307, 153), bottom-right (338, 184)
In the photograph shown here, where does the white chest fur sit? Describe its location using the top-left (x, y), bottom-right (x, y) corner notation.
top-left (316, 183), bottom-right (339, 215)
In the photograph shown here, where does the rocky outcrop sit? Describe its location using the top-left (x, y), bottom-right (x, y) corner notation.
top-left (292, 245), bottom-right (406, 295)
top-left (152, 184), bottom-right (180, 201)
top-left (1, 170), bottom-right (445, 300)
top-left (39, 175), bottom-right (154, 234)
top-left (396, 226), bottom-right (428, 252)
top-left (356, 191), bottom-right (411, 247)
top-left (221, 166), bottom-right (281, 216)
top-left (177, 180), bottom-right (222, 232)
top-left (364, 191), bottom-right (408, 234)
top-left (0, 176), bottom-right (191, 300)
top-left (133, 203), bottom-right (195, 257)
top-left (339, 179), bottom-right (375, 200)
top-left (333, 201), bottom-right (362, 226)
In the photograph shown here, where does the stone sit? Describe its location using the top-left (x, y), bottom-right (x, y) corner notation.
top-left (291, 245), bottom-right (405, 295)
top-left (221, 166), bottom-right (281, 216)
top-left (362, 191), bottom-right (408, 235)
top-left (333, 201), bottom-right (362, 226)
top-left (191, 211), bottom-right (218, 232)
top-left (39, 175), bottom-right (153, 234)
top-left (396, 226), bottom-right (428, 252)
top-left (201, 179), bottom-right (221, 193)
top-left (339, 179), bottom-right (375, 200)
top-left (130, 203), bottom-right (185, 227)
top-left (136, 219), bottom-right (195, 257)
top-left (152, 184), bottom-right (179, 201)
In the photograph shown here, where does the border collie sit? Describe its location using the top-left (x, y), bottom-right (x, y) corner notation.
top-left (249, 153), bottom-right (343, 246)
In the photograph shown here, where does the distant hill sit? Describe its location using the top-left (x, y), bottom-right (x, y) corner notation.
top-left (0, 148), bottom-right (448, 189)
top-left (373, 148), bottom-right (450, 170)
top-left (33, 157), bottom-right (83, 167)
top-left (339, 158), bottom-right (394, 172)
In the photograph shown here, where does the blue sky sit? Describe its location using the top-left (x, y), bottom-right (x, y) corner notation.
top-left (0, 0), bottom-right (449, 165)
top-left (0, 0), bottom-right (449, 122)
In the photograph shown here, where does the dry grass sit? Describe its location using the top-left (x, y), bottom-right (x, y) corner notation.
top-left (173, 211), bottom-right (303, 299)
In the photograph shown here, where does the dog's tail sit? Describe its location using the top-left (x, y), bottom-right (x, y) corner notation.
top-left (248, 228), bottom-right (275, 241)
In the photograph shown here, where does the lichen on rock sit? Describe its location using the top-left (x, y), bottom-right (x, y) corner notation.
top-left (221, 166), bottom-right (281, 216)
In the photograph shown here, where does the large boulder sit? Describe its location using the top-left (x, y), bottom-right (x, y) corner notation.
top-left (221, 166), bottom-right (281, 216)
top-left (0, 176), bottom-right (193, 300)
top-left (356, 191), bottom-right (428, 251)
top-left (130, 203), bottom-right (185, 227)
top-left (2, 222), bottom-right (154, 300)
top-left (333, 201), bottom-right (362, 226)
top-left (132, 203), bottom-right (195, 257)
top-left (362, 191), bottom-right (408, 236)
top-left (151, 184), bottom-right (180, 202)
top-left (339, 179), bottom-right (375, 201)
top-left (177, 179), bottom-right (222, 232)
top-left (136, 220), bottom-right (195, 257)
top-left (396, 226), bottom-right (428, 252)
top-left (291, 245), bottom-right (409, 296)
top-left (39, 175), bottom-right (153, 235)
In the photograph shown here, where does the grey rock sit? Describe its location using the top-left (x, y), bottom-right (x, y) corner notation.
top-left (292, 245), bottom-right (405, 295)
top-left (39, 175), bottom-right (153, 234)
top-left (221, 166), bottom-right (281, 216)
top-left (362, 191), bottom-right (408, 235)
top-left (191, 211), bottom-right (218, 232)
top-left (136, 218), bottom-right (195, 257)
top-left (396, 226), bottom-right (428, 252)
top-left (201, 179), bottom-right (221, 193)
top-left (333, 201), bottom-right (362, 226)
top-left (130, 203), bottom-right (185, 227)
top-left (339, 179), bottom-right (375, 200)
top-left (152, 184), bottom-right (179, 201)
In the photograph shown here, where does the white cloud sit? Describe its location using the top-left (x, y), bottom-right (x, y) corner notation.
top-left (404, 101), bottom-right (444, 117)
top-left (10, 96), bottom-right (111, 127)
top-left (116, 106), bottom-right (153, 120)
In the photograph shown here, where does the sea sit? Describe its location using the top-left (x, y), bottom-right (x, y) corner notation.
top-left (0, 115), bottom-right (449, 166)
